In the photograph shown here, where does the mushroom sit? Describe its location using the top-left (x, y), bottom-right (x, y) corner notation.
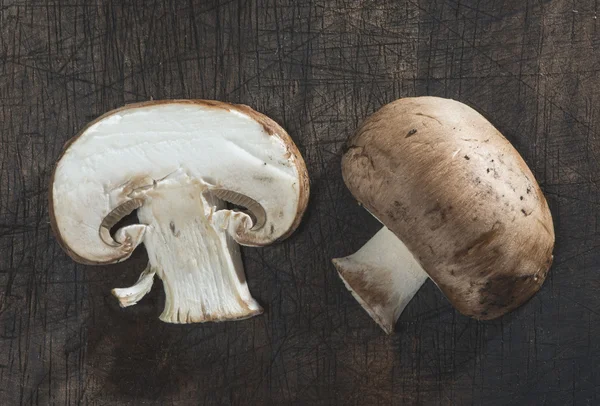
top-left (50, 100), bottom-right (309, 324)
top-left (333, 97), bottom-right (554, 334)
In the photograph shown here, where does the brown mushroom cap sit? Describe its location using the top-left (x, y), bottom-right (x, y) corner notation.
top-left (342, 96), bottom-right (554, 320)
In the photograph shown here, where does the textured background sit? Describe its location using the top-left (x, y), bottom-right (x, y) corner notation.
top-left (1, 0), bottom-right (599, 404)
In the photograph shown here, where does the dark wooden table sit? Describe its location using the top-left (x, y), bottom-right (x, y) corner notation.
top-left (1, 0), bottom-right (599, 404)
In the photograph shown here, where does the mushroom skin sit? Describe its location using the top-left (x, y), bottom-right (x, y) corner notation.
top-left (335, 97), bottom-right (554, 329)
top-left (50, 100), bottom-right (309, 324)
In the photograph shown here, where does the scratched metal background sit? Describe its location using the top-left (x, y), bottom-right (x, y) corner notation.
top-left (1, 0), bottom-right (599, 405)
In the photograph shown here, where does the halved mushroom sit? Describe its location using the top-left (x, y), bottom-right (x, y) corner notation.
top-left (50, 100), bottom-right (309, 324)
top-left (333, 97), bottom-right (554, 334)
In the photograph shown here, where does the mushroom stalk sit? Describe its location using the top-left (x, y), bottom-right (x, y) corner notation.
top-left (113, 173), bottom-right (262, 323)
top-left (332, 227), bottom-right (428, 334)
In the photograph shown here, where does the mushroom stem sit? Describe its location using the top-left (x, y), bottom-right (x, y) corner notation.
top-left (125, 173), bottom-right (262, 324)
top-left (332, 227), bottom-right (428, 334)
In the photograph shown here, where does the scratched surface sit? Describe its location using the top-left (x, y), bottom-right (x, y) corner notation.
top-left (0, 0), bottom-right (599, 404)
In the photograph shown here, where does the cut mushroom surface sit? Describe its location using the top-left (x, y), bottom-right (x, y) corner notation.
top-left (334, 96), bottom-right (554, 333)
top-left (50, 100), bottom-right (309, 323)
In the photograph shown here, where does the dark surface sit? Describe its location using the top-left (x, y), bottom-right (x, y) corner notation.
top-left (1, 0), bottom-right (599, 405)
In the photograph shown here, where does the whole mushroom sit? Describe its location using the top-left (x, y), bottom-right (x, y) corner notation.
top-left (333, 97), bottom-right (554, 334)
top-left (50, 100), bottom-right (309, 324)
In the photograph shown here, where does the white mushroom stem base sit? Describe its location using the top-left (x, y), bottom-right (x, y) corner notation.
top-left (332, 227), bottom-right (428, 334)
top-left (111, 175), bottom-right (262, 324)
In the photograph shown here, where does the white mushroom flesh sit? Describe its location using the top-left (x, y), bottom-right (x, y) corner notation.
top-left (52, 103), bottom-right (304, 323)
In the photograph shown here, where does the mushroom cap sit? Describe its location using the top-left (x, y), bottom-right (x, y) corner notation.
top-left (50, 100), bottom-right (309, 264)
top-left (342, 97), bottom-right (554, 320)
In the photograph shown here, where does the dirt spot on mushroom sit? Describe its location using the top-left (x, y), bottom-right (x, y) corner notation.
top-left (406, 128), bottom-right (418, 138)
top-left (169, 221), bottom-right (180, 237)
